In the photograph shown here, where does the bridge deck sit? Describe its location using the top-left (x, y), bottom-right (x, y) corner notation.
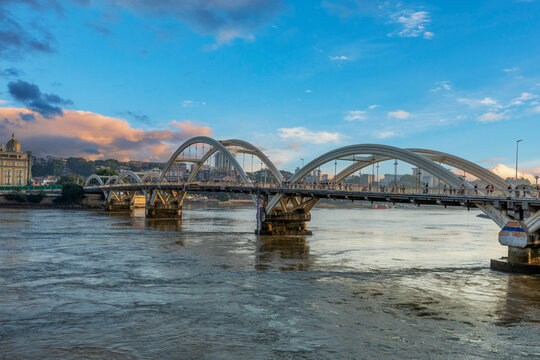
top-left (85, 183), bottom-right (540, 209)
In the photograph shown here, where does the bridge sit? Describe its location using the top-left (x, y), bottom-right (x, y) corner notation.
top-left (84, 136), bottom-right (540, 271)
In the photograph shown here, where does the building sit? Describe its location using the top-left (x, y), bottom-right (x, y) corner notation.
top-left (0, 133), bottom-right (31, 186)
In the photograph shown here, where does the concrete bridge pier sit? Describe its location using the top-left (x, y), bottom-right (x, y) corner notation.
top-left (145, 203), bottom-right (183, 219)
top-left (145, 190), bottom-right (184, 219)
top-left (260, 211), bottom-right (312, 235)
top-left (491, 220), bottom-right (540, 274)
top-left (106, 199), bottom-right (133, 212)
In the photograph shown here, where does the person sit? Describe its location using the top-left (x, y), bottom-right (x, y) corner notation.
top-left (485, 184), bottom-right (490, 196)
top-left (460, 184), bottom-right (465, 195)
top-left (474, 184), bottom-right (478, 195)
top-left (443, 184), bottom-right (448, 194)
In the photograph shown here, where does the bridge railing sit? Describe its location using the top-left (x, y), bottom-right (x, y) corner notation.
top-left (88, 181), bottom-right (540, 200)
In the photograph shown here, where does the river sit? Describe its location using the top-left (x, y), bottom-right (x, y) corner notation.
top-left (1, 206), bottom-right (539, 359)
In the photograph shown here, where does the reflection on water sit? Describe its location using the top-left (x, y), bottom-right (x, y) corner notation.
top-left (1, 207), bottom-right (539, 359)
top-left (255, 235), bottom-right (311, 271)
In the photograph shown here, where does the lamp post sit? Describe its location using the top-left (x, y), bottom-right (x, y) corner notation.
top-left (515, 139), bottom-right (523, 188)
top-left (376, 163), bottom-right (379, 190)
top-left (536, 175), bottom-right (539, 187)
top-left (394, 160), bottom-right (398, 191)
top-left (300, 158), bottom-right (304, 168)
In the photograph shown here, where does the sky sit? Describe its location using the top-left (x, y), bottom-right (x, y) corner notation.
top-left (0, 0), bottom-right (539, 179)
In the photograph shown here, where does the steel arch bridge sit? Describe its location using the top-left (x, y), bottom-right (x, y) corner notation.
top-left (84, 136), bottom-right (540, 267)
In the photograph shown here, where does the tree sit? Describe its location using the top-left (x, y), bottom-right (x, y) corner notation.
top-left (58, 183), bottom-right (85, 204)
top-left (95, 168), bottom-right (119, 177)
top-left (57, 174), bottom-right (84, 185)
top-left (66, 157), bottom-right (96, 176)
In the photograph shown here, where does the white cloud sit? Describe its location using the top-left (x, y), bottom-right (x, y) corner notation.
top-left (477, 111), bottom-right (507, 123)
top-left (430, 80), bottom-right (452, 92)
top-left (423, 31), bottom-right (434, 39)
top-left (532, 105), bottom-right (540, 113)
top-left (204, 29), bottom-right (255, 50)
top-left (374, 131), bottom-right (398, 139)
top-left (489, 163), bottom-right (538, 183)
top-left (305, 89), bottom-right (311, 93)
top-left (278, 127), bottom-right (345, 144)
top-left (516, 92), bottom-right (537, 101)
top-left (368, 104), bottom-right (380, 109)
top-left (503, 67), bottom-right (520, 72)
top-left (0, 100), bottom-right (7, 105)
top-left (182, 100), bottom-right (206, 108)
top-left (458, 97), bottom-right (497, 108)
top-left (329, 55), bottom-right (349, 61)
top-left (389, 10), bottom-right (432, 39)
top-left (388, 110), bottom-right (411, 119)
top-left (344, 110), bottom-right (367, 121)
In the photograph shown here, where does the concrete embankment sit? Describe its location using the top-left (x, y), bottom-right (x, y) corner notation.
top-left (0, 193), bottom-right (105, 209)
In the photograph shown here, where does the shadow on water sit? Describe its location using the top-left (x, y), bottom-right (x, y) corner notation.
top-left (254, 235), bottom-right (312, 271)
top-left (496, 274), bottom-right (540, 326)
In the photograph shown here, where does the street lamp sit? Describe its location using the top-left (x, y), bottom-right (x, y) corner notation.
top-left (515, 139), bottom-right (523, 188)
top-left (535, 175), bottom-right (539, 187)
top-left (394, 160), bottom-right (398, 191)
top-left (300, 158), bottom-right (304, 168)
top-left (376, 163), bottom-right (379, 189)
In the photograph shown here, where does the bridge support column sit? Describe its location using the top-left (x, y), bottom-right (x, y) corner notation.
top-left (146, 189), bottom-right (184, 219)
top-left (145, 204), bottom-right (182, 219)
top-left (491, 220), bottom-right (540, 273)
top-left (106, 199), bottom-right (133, 212)
top-left (259, 212), bottom-right (312, 235)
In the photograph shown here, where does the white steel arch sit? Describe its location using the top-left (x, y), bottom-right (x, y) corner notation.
top-left (334, 149), bottom-right (510, 189)
top-left (84, 174), bottom-right (104, 187)
top-left (160, 136), bottom-right (250, 184)
top-left (187, 139), bottom-right (283, 183)
top-left (266, 144), bottom-right (510, 227)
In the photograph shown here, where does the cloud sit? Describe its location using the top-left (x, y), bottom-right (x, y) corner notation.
top-left (503, 67), bottom-right (520, 72)
top-left (305, 90), bottom-right (311, 93)
top-left (124, 111), bottom-right (150, 124)
top-left (0, 68), bottom-right (23, 78)
top-left (0, 2), bottom-right (56, 59)
top-left (344, 110), bottom-right (366, 121)
top-left (7, 80), bottom-right (72, 118)
top-left (84, 22), bottom-right (111, 35)
top-left (374, 130), bottom-right (397, 139)
top-left (458, 97), bottom-right (497, 108)
top-left (533, 105), bottom-right (540, 113)
top-left (182, 100), bottom-right (206, 107)
top-left (0, 106), bottom-right (213, 160)
top-left (477, 111), bottom-right (507, 123)
top-left (108, 0), bottom-right (283, 46)
top-left (368, 104), bottom-right (379, 109)
top-left (277, 127), bottom-right (345, 144)
top-left (388, 110), bottom-right (411, 119)
top-left (329, 55), bottom-right (349, 61)
top-left (489, 163), bottom-right (539, 183)
top-left (389, 10), bottom-right (433, 39)
top-left (430, 81), bottom-right (451, 92)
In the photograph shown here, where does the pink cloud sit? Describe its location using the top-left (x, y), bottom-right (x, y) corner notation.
top-left (0, 107), bottom-right (213, 161)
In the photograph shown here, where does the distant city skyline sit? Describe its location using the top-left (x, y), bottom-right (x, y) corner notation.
top-left (0, 0), bottom-right (539, 180)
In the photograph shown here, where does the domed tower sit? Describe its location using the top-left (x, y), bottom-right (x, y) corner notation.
top-left (6, 133), bottom-right (21, 153)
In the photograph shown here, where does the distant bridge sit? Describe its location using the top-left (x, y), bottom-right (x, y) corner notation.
top-left (84, 136), bottom-right (540, 268)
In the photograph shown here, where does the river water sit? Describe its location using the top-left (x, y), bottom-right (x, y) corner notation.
top-left (1, 206), bottom-right (539, 359)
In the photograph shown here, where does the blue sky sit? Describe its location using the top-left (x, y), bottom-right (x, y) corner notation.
top-left (0, 0), bottom-right (539, 178)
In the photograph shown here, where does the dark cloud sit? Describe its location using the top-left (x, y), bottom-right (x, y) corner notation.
top-left (84, 22), bottom-right (111, 34)
top-left (0, 68), bottom-right (23, 78)
top-left (109, 0), bottom-right (283, 38)
top-left (23, 135), bottom-right (106, 157)
top-left (7, 80), bottom-right (72, 118)
top-left (19, 112), bottom-right (36, 122)
top-left (0, 2), bottom-right (56, 59)
top-left (124, 111), bottom-right (151, 124)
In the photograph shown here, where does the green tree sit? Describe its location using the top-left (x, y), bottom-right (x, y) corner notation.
top-left (95, 168), bottom-right (119, 176)
top-left (59, 183), bottom-right (85, 204)
top-left (57, 174), bottom-right (84, 185)
top-left (66, 157), bottom-right (96, 176)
